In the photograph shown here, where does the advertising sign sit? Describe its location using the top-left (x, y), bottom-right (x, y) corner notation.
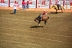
top-left (59, 0), bottom-right (63, 6)
top-left (37, 0), bottom-right (49, 8)
top-left (51, 0), bottom-right (56, 6)
top-left (0, 0), bottom-right (71, 9)
top-left (25, 0), bottom-right (36, 8)
top-left (64, 0), bottom-right (70, 9)
top-left (0, 0), bottom-right (8, 6)
top-left (70, 0), bottom-right (72, 6)
top-left (0, 0), bottom-right (1, 3)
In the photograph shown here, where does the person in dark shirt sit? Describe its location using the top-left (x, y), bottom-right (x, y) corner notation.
top-left (26, 1), bottom-right (29, 9)
top-left (22, 1), bottom-right (26, 9)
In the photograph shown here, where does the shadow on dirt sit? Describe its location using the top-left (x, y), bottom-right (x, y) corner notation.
top-left (10, 13), bottom-right (15, 14)
top-left (30, 26), bottom-right (44, 28)
top-left (49, 12), bottom-right (62, 14)
top-left (50, 12), bottom-right (57, 14)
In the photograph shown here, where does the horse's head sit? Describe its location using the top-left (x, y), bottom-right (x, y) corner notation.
top-left (34, 16), bottom-right (40, 23)
top-left (52, 5), bottom-right (54, 8)
top-left (52, 5), bottom-right (56, 8)
top-left (52, 5), bottom-right (58, 9)
top-left (34, 18), bottom-right (39, 23)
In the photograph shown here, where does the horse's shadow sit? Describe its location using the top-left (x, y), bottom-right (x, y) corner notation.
top-left (50, 12), bottom-right (58, 14)
top-left (30, 25), bottom-right (44, 28)
top-left (10, 13), bottom-right (15, 14)
top-left (50, 12), bottom-right (62, 14)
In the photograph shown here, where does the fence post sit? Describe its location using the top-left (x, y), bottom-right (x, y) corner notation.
top-left (8, 0), bottom-right (10, 7)
top-left (49, 0), bottom-right (51, 9)
top-left (63, 0), bottom-right (65, 6)
top-left (36, 0), bottom-right (37, 8)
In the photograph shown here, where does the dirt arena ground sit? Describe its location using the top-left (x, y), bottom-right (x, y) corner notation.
top-left (0, 7), bottom-right (72, 48)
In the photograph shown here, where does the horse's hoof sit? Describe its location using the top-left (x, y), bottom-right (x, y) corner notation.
top-left (38, 24), bottom-right (40, 26)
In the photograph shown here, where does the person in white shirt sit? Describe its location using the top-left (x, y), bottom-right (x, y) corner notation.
top-left (58, 1), bottom-right (60, 5)
top-left (13, 1), bottom-right (19, 14)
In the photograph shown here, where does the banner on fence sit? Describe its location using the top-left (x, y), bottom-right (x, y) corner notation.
top-left (64, 0), bottom-right (70, 9)
top-left (0, 0), bottom-right (71, 9)
top-left (37, 0), bottom-right (49, 8)
top-left (70, 0), bottom-right (72, 6)
top-left (25, 0), bottom-right (36, 8)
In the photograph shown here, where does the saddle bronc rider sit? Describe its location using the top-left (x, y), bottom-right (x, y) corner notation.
top-left (40, 10), bottom-right (47, 20)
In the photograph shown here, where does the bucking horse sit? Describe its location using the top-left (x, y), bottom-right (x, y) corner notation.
top-left (52, 4), bottom-right (65, 13)
top-left (34, 14), bottom-right (49, 26)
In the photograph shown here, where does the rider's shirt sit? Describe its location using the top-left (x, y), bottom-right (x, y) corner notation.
top-left (13, 4), bottom-right (18, 9)
top-left (42, 11), bottom-right (47, 15)
top-left (40, 11), bottom-right (47, 17)
top-left (58, 1), bottom-right (60, 4)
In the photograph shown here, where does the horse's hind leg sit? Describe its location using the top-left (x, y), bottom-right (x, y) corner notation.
top-left (44, 21), bottom-right (47, 25)
top-left (61, 8), bottom-right (63, 13)
top-left (38, 20), bottom-right (41, 26)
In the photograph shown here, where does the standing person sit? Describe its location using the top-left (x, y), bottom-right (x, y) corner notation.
top-left (42, 0), bottom-right (46, 5)
top-left (40, 10), bottom-right (47, 20)
top-left (26, 1), bottom-right (29, 9)
top-left (22, 1), bottom-right (26, 9)
top-left (13, 1), bottom-right (19, 14)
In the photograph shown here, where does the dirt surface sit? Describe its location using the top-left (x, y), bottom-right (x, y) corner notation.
top-left (0, 8), bottom-right (72, 48)
top-left (0, 6), bottom-right (72, 12)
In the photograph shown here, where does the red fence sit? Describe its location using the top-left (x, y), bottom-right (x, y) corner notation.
top-left (70, 2), bottom-right (72, 6)
top-left (0, 0), bottom-right (72, 9)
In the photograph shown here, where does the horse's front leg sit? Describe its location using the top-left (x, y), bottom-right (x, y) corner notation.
top-left (56, 9), bottom-right (58, 14)
top-left (38, 20), bottom-right (41, 26)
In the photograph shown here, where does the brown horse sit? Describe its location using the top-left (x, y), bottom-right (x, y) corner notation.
top-left (52, 4), bottom-right (65, 13)
top-left (34, 15), bottom-right (49, 26)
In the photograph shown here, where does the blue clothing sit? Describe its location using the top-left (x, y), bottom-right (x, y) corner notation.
top-left (22, 4), bottom-right (26, 9)
top-left (14, 9), bottom-right (16, 14)
top-left (26, 4), bottom-right (29, 9)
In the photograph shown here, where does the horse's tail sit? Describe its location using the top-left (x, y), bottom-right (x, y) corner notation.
top-left (48, 16), bottom-right (49, 19)
top-left (46, 16), bottom-right (49, 19)
top-left (46, 16), bottom-right (49, 20)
